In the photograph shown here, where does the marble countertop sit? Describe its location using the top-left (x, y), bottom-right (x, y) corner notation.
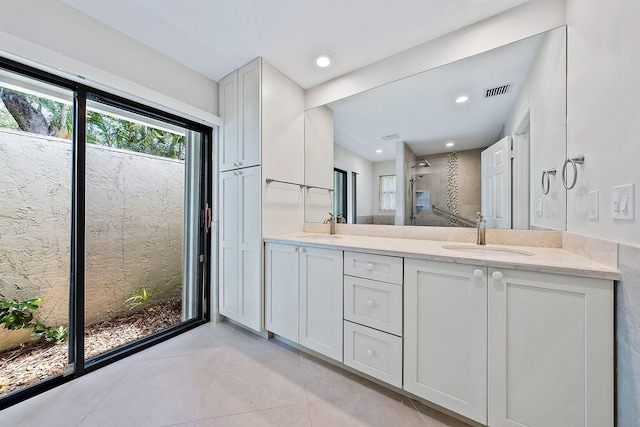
top-left (264, 232), bottom-right (621, 280)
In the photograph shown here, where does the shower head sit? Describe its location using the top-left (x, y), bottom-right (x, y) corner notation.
top-left (412, 159), bottom-right (431, 168)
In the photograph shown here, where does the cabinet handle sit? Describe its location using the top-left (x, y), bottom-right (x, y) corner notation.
top-left (492, 271), bottom-right (504, 281)
top-left (237, 162), bottom-right (243, 166)
top-left (366, 300), bottom-right (374, 308)
top-left (298, 247), bottom-right (305, 253)
top-left (473, 269), bottom-right (484, 278)
top-left (366, 349), bottom-right (374, 357)
top-left (292, 246), bottom-right (299, 252)
top-left (366, 263), bottom-right (374, 271)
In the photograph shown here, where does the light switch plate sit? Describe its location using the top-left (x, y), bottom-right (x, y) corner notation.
top-left (612, 184), bottom-right (635, 220)
top-left (588, 190), bottom-right (599, 220)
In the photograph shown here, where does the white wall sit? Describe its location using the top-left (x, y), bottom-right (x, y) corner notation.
top-left (334, 144), bottom-right (373, 219)
top-left (306, 0), bottom-right (565, 109)
top-left (304, 106), bottom-right (333, 222)
top-left (505, 27), bottom-right (567, 231)
top-left (0, 0), bottom-right (219, 125)
top-left (565, 0), bottom-right (640, 245)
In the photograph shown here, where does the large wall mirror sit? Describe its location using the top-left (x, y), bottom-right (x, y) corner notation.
top-left (304, 26), bottom-right (567, 230)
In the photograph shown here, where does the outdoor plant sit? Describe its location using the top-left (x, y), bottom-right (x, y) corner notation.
top-left (0, 296), bottom-right (43, 330)
top-left (124, 287), bottom-right (149, 310)
top-left (31, 323), bottom-right (68, 344)
top-left (0, 295), bottom-right (68, 344)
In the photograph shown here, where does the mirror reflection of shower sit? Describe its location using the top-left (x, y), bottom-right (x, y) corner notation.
top-left (409, 174), bottom-right (425, 225)
top-left (412, 159), bottom-right (431, 168)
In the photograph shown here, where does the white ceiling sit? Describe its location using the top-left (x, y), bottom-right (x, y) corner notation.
top-left (62, 0), bottom-right (530, 89)
top-left (328, 33), bottom-right (544, 162)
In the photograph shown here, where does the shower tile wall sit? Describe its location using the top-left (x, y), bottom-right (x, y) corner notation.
top-left (412, 148), bottom-right (482, 226)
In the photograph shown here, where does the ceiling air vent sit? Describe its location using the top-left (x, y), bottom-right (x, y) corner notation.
top-left (381, 133), bottom-right (399, 141)
top-left (484, 84), bottom-right (512, 98)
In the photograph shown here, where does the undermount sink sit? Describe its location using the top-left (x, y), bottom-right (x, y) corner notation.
top-left (442, 244), bottom-right (534, 256)
top-left (299, 234), bottom-right (342, 240)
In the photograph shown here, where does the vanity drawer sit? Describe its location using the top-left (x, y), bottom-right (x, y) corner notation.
top-left (344, 251), bottom-right (403, 285)
top-left (344, 276), bottom-right (402, 336)
top-left (344, 320), bottom-right (403, 388)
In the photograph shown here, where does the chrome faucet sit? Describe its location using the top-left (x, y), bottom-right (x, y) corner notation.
top-left (476, 212), bottom-right (486, 245)
top-left (324, 213), bottom-right (336, 235)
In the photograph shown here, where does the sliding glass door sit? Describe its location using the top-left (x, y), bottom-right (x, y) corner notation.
top-left (0, 69), bottom-right (74, 399)
top-left (83, 97), bottom-right (205, 361)
top-left (0, 58), bottom-right (211, 408)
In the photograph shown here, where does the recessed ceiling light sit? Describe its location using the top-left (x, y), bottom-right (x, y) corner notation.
top-left (446, 142), bottom-right (455, 147)
top-left (315, 55), bottom-right (332, 68)
top-left (376, 149), bottom-right (382, 153)
top-left (455, 95), bottom-right (469, 103)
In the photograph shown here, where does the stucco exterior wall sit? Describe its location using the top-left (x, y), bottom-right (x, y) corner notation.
top-left (0, 129), bottom-right (184, 350)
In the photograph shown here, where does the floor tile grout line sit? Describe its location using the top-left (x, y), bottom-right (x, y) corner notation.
top-left (74, 362), bottom-right (135, 427)
top-left (297, 349), bottom-right (314, 426)
top-left (408, 398), bottom-right (431, 426)
top-left (191, 401), bottom-right (310, 424)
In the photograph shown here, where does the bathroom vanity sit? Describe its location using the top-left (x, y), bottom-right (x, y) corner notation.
top-left (263, 232), bottom-right (618, 427)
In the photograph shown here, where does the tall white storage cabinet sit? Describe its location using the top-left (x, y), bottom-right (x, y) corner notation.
top-left (218, 58), bottom-right (305, 332)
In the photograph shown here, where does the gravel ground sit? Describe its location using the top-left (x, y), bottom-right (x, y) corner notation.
top-left (0, 299), bottom-right (182, 397)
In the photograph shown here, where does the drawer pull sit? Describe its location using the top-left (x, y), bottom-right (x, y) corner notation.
top-left (366, 300), bottom-right (374, 308)
top-left (366, 349), bottom-right (374, 357)
top-left (366, 263), bottom-right (374, 271)
top-left (473, 269), bottom-right (484, 278)
top-left (492, 271), bottom-right (504, 281)
top-left (298, 247), bottom-right (306, 253)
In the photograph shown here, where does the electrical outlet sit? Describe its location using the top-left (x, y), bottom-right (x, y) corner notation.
top-left (612, 184), bottom-right (635, 220)
top-left (588, 190), bottom-right (599, 220)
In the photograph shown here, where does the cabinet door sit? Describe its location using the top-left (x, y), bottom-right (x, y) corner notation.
top-left (488, 269), bottom-right (613, 427)
top-left (265, 243), bottom-right (299, 342)
top-left (236, 166), bottom-right (262, 331)
top-left (299, 247), bottom-right (343, 361)
top-left (404, 259), bottom-right (487, 424)
top-left (219, 71), bottom-right (238, 171)
top-left (237, 58), bottom-right (261, 169)
top-left (218, 170), bottom-right (238, 319)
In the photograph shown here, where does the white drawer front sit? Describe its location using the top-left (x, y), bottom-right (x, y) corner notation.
top-left (344, 276), bottom-right (402, 336)
top-left (344, 321), bottom-right (403, 388)
top-left (344, 251), bottom-right (403, 285)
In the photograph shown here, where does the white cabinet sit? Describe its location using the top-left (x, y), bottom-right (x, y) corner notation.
top-left (265, 244), bottom-right (343, 362)
top-left (299, 246), bottom-right (344, 362)
top-left (218, 57), bottom-right (305, 332)
top-left (404, 259), bottom-right (488, 424)
top-left (219, 166), bottom-right (262, 331)
top-left (219, 59), bottom-right (261, 172)
top-left (404, 258), bottom-right (613, 427)
top-left (344, 320), bottom-right (403, 388)
top-left (343, 252), bottom-right (404, 388)
top-left (264, 242), bottom-right (299, 342)
top-left (487, 268), bottom-right (613, 427)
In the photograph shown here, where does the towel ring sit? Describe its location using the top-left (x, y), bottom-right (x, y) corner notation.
top-left (541, 168), bottom-right (556, 195)
top-left (562, 155), bottom-right (585, 190)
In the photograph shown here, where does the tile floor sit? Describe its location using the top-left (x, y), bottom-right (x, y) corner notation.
top-left (1, 322), bottom-right (473, 427)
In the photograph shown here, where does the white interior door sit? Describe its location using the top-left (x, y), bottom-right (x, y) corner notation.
top-left (481, 136), bottom-right (512, 229)
top-left (512, 131), bottom-right (530, 229)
